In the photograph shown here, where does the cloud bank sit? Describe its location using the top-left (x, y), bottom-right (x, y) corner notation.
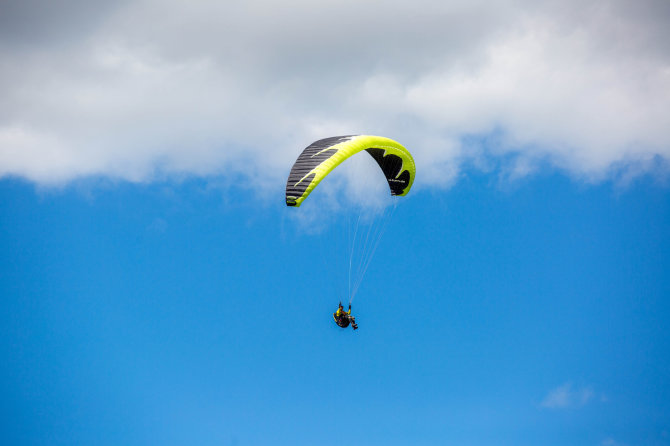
top-left (1, 0), bottom-right (669, 190)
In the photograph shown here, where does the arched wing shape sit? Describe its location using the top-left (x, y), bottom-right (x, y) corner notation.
top-left (285, 135), bottom-right (415, 207)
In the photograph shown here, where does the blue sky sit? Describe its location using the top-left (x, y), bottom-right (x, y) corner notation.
top-left (2, 1), bottom-right (670, 445)
top-left (2, 170), bottom-right (669, 446)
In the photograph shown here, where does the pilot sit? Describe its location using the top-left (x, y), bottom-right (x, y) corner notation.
top-left (333, 302), bottom-right (358, 330)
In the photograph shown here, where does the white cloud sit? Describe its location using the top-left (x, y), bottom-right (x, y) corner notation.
top-left (602, 437), bottom-right (628, 446)
top-left (540, 382), bottom-right (595, 409)
top-left (1, 0), bottom-right (669, 190)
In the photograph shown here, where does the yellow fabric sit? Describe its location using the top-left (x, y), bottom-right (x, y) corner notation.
top-left (291, 135), bottom-right (415, 207)
top-left (333, 307), bottom-right (351, 321)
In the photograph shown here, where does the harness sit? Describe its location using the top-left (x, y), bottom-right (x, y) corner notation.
top-left (333, 310), bottom-right (350, 328)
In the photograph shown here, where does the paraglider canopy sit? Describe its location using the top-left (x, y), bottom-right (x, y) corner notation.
top-left (285, 135), bottom-right (415, 207)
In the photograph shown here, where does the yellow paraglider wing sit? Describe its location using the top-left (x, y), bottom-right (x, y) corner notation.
top-left (285, 135), bottom-right (415, 207)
